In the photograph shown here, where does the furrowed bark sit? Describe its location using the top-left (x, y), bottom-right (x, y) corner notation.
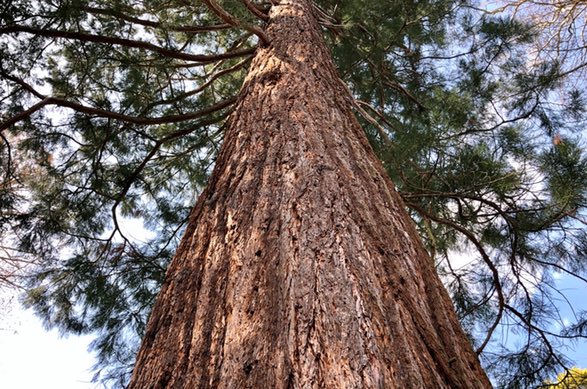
top-left (128, 0), bottom-right (492, 388)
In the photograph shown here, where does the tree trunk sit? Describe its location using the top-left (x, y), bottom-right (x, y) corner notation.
top-left (128, 1), bottom-right (492, 388)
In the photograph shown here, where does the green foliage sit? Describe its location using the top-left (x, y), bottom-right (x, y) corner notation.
top-left (541, 140), bottom-right (587, 210)
top-left (1, 0), bottom-right (587, 387)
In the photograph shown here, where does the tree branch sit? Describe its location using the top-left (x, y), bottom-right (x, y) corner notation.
top-left (80, 6), bottom-right (232, 33)
top-left (1, 98), bottom-right (51, 131)
top-left (238, 0), bottom-right (270, 21)
top-left (0, 26), bottom-right (256, 63)
top-left (0, 71), bottom-right (238, 127)
top-left (110, 113), bottom-right (228, 246)
top-left (2, 95), bottom-right (237, 128)
top-left (0, 130), bottom-right (14, 183)
top-left (201, 0), bottom-right (269, 45)
top-left (407, 201), bottom-right (506, 354)
top-left (142, 56), bottom-right (252, 112)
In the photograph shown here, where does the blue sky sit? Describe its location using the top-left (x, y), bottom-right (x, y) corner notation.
top-left (553, 274), bottom-right (587, 367)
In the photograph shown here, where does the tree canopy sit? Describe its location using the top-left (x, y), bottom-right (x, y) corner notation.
top-left (1, 0), bottom-right (586, 387)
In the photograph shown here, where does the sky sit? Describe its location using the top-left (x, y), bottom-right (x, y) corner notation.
top-left (551, 274), bottom-right (587, 366)
top-left (0, 291), bottom-right (97, 389)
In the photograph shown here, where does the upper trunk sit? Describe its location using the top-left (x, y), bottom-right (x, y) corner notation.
top-left (128, 1), bottom-right (492, 388)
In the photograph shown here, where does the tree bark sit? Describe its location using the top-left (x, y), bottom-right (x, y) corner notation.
top-left (128, 1), bottom-right (492, 388)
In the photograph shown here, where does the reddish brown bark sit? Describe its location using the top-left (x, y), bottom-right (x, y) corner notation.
top-left (128, 1), bottom-right (492, 388)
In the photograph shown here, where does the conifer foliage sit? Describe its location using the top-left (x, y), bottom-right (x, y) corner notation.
top-left (1, 0), bottom-right (586, 387)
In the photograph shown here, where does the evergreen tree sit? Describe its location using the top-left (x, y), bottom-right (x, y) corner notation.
top-left (1, 0), bottom-right (586, 387)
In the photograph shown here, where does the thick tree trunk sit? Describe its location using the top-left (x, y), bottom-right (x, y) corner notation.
top-left (128, 1), bottom-right (492, 388)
